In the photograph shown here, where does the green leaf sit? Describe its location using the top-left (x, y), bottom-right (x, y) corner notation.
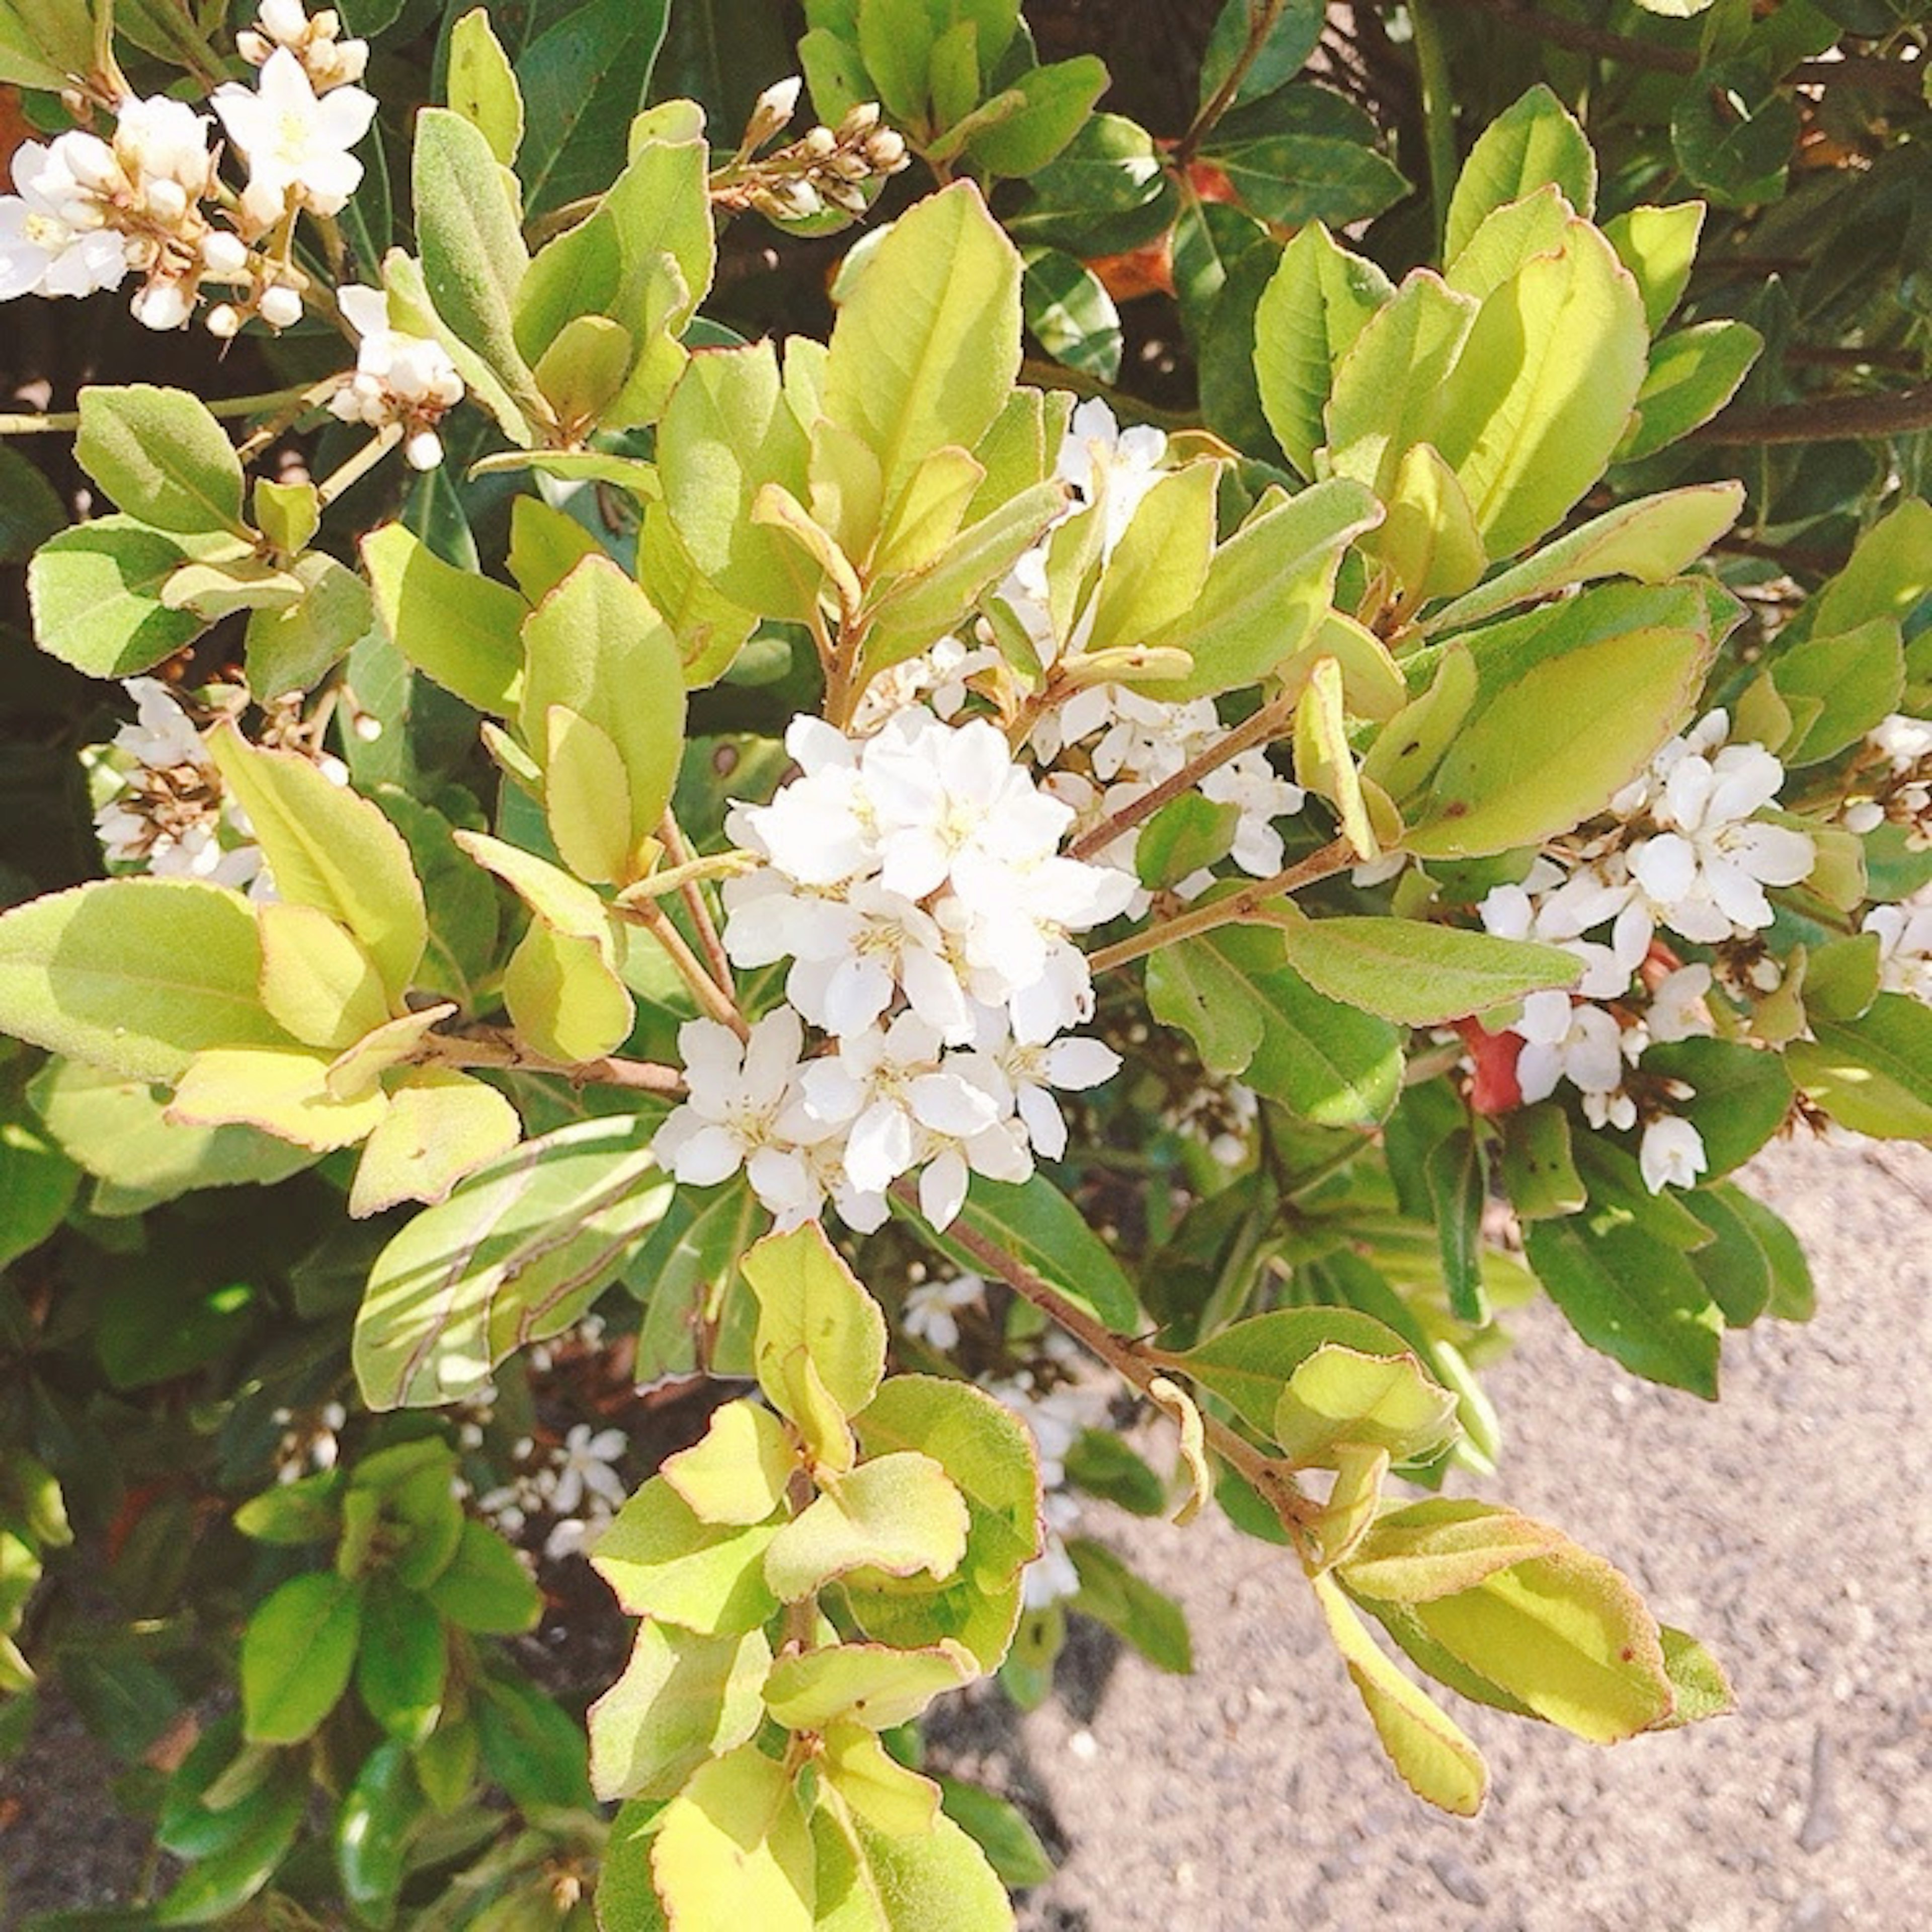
top-left (246, 553), bottom-right (376, 702)
top-left (967, 54), bottom-right (1109, 177)
top-left (1786, 992), bottom-right (1932, 1140)
top-left (1021, 247), bottom-right (1122, 383)
top-left (1523, 1215), bottom-right (1723, 1397)
top-left (0, 879), bottom-right (288, 1083)
top-left (1640, 1038), bottom-right (1794, 1178)
top-left (514, 0), bottom-right (670, 215)
top-left (1430, 220), bottom-right (1649, 559)
top-left (240, 1571), bottom-right (363, 1744)
top-left (1621, 321), bottom-right (1763, 461)
top-left (1311, 1571), bottom-right (1487, 1816)
top-left (825, 182), bottom-right (1022, 510)
top-left (1175, 1305), bottom-right (1428, 1435)
top-left (1087, 460), bottom-right (1221, 652)
top-left (0, 0), bottom-right (91, 90)
top-left (355, 1576), bottom-right (448, 1744)
top-left (475, 1668), bottom-right (596, 1809)
top-left (764, 1640), bottom-right (973, 1732)
top-left (742, 1221), bottom-right (888, 1459)
top-left (1065, 1538), bottom-right (1192, 1673)
top-left (348, 1067), bottom-right (521, 1218)
top-left (1442, 183), bottom-right (1574, 305)
top-left (1770, 616), bottom-right (1906, 766)
top-left (1366, 441), bottom-right (1485, 611)
top-left (413, 108), bottom-right (540, 420)
top-left (503, 918), bottom-right (635, 1062)
top-left (1406, 595), bottom-right (1713, 857)
top-left (234, 1470), bottom-right (343, 1546)
top-left (765, 1453), bottom-right (970, 1601)
top-left (1147, 924), bottom-right (1403, 1126)
top-left (1063, 1428), bottom-right (1166, 1516)
top-left (1148, 478), bottom-right (1382, 699)
top-left (334, 1739), bottom-right (423, 1930)
top-left (361, 522), bottom-right (526, 714)
top-left (651, 1744), bottom-right (815, 1932)
top-left (937, 1775), bottom-right (1054, 1888)
top-left (0, 441), bottom-right (66, 564)
top-left (663, 1399), bottom-right (796, 1526)
top-left (1812, 497), bottom-right (1932, 637)
top-left (589, 1620), bottom-right (771, 1801)
top-left (74, 385), bottom-right (249, 538)
top-left (422, 1518), bottom-right (542, 1634)
top-left (150, 1761), bottom-right (306, 1925)
top-left (206, 727), bottom-right (426, 999)
top-left (356, 1113), bottom-right (670, 1407)
top-left (0, 1112), bottom-right (79, 1270)
top-left (889, 1172), bottom-right (1141, 1332)
top-left (1499, 1101), bottom-right (1586, 1221)
top-left (1273, 915), bottom-right (1578, 1024)
top-left (1199, 0), bottom-right (1325, 110)
top-left (816, 1797), bottom-right (1014, 1930)
top-left (1653, 1625), bottom-right (1736, 1727)
top-left (447, 7), bottom-right (524, 164)
top-left (27, 518), bottom-right (207, 676)
top-left (1198, 86), bottom-right (1407, 229)
top-left (1444, 85), bottom-right (1595, 262)
top-left (1423, 484), bottom-right (1744, 635)
top-left (521, 555), bottom-right (687, 881)
top-left (256, 900), bottom-right (390, 1050)
top-left (1273, 1343), bottom-right (1461, 1467)
top-left (1253, 220), bottom-right (1392, 478)
top-left (1340, 1498), bottom-right (1563, 1603)
top-left (1602, 202), bottom-right (1704, 333)
top-left (843, 1373), bottom-right (1041, 1670)
top-left (593, 1478), bottom-right (782, 1635)
top-left (1406, 1540), bottom-right (1676, 1743)
top-left (29, 1058), bottom-right (314, 1209)
top-left (1670, 61), bottom-right (1796, 208)
top-left (1004, 113), bottom-right (1177, 258)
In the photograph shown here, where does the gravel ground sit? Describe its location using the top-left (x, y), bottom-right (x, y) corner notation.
top-left (936, 1138), bottom-right (1932, 1932)
top-left (3, 1138), bottom-right (1926, 1928)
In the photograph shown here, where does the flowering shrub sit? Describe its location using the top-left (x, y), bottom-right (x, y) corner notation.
top-left (1, 1), bottom-right (1929, 1926)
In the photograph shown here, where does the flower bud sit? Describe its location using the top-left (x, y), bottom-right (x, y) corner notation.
top-left (145, 177), bottom-right (189, 224)
top-left (405, 429), bottom-right (444, 471)
top-left (258, 283), bottom-right (302, 329)
top-left (822, 177), bottom-right (870, 216)
top-left (200, 228), bottom-right (249, 276)
top-left (261, 0), bottom-right (309, 45)
top-left (746, 75), bottom-right (803, 147)
top-left (131, 280), bottom-right (192, 330)
top-left (236, 28), bottom-right (270, 63)
top-left (863, 128), bottom-right (908, 173)
top-left (838, 101), bottom-right (882, 139)
top-left (800, 124), bottom-right (838, 160)
top-left (205, 302), bottom-right (243, 338)
top-left (826, 150), bottom-right (870, 183)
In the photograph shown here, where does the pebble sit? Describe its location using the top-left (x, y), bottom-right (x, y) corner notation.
top-left (1427, 1852), bottom-right (1489, 1907)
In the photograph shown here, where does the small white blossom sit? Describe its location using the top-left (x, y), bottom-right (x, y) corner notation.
top-left (1640, 1115), bottom-right (1708, 1193)
top-left (0, 139), bottom-right (131, 301)
top-left (329, 284), bottom-right (465, 455)
top-left (901, 1273), bottom-right (985, 1352)
top-left (546, 1424), bottom-right (628, 1516)
top-left (214, 47), bottom-right (377, 216)
top-left (1057, 397), bottom-right (1169, 553)
top-left (1864, 895), bottom-right (1932, 1003)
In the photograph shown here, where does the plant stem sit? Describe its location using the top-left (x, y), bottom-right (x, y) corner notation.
top-left (1408, 0), bottom-right (1458, 259)
top-left (417, 1026), bottom-right (685, 1094)
top-left (658, 812), bottom-right (736, 997)
top-left (1696, 383), bottom-right (1932, 445)
top-left (1067, 690), bottom-right (1299, 862)
top-left (916, 1188), bottom-right (1315, 1538)
top-left (1178, 0), bottom-right (1288, 164)
top-left (0, 382), bottom-right (328, 436)
top-left (1087, 837), bottom-right (1355, 975)
top-left (314, 426), bottom-right (401, 506)
top-left (617, 896), bottom-right (750, 1039)
top-left (1016, 360), bottom-right (1201, 434)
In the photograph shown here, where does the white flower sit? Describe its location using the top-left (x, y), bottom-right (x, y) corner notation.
top-left (547, 1424), bottom-right (628, 1515)
top-left (1869, 713), bottom-right (1932, 773)
top-left (1199, 750), bottom-right (1305, 876)
top-left (1023, 1489), bottom-right (1084, 1609)
top-left (1646, 964), bottom-right (1717, 1043)
top-left (1624, 732), bottom-right (1813, 943)
top-left (1513, 992), bottom-right (1627, 1104)
top-left (114, 95), bottom-right (215, 201)
top-left (1057, 398), bottom-right (1168, 553)
top-left (1640, 1115), bottom-right (1708, 1193)
top-left (652, 1010), bottom-right (817, 1195)
top-left (213, 48), bottom-right (376, 216)
top-left (329, 284), bottom-right (465, 444)
top-left (901, 1273), bottom-right (985, 1352)
top-left (977, 1011), bottom-right (1120, 1161)
top-left (0, 140), bottom-right (130, 301)
top-left (1864, 896), bottom-right (1932, 1003)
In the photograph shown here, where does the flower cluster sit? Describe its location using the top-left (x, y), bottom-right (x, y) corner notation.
top-left (0, 0), bottom-right (373, 336)
top-left (479, 1422), bottom-right (630, 1563)
top-left (720, 81), bottom-right (912, 222)
top-left (1865, 889), bottom-right (1932, 1004)
top-left (1843, 713), bottom-right (1932, 848)
top-left (88, 677), bottom-right (348, 893)
top-left (653, 706), bottom-right (1135, 1230)
top-left (330, 287), bottom-right (466, 470)
top-left (1468, 712), bottom-right (1815, 1193)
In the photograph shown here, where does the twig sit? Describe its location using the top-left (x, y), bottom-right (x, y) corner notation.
top-left (1180, 0), bottom-right (1291, 164)
top-left (902, 1185), bottom-right (1316, 1537)
top-left (617, 895), bottom-right (750, 1039)
top-left (417, 1025), bottom-right (685, 1094)
top-left (0, 381), bottom-right (329, 436)
top-left (1087, 837), bottom-right (1355, 975)
top-left (659, 811), bottom-right (735, 997)
top-left (1694, 383), bottom-right (1932, 445)
top-left (1067, 689), bottom-right (1298, 862)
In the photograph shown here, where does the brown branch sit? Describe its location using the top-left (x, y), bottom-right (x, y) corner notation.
top-left (1087, 837), bottom-right (1356, 976)
top-left (417, 1025), bottom-right (685, 1095)
top-left (1694, 383), bottom-right (1932, 445)
top-left (905, 1185), bottom-right (1316, 1536)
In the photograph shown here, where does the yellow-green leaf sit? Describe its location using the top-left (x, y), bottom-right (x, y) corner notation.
top-left (347, 1067), bottom-right (520, 1218)
top-left (762, 1640), bottom-right (974, 1733)
top-left (742, 1223), bottom-right (889, 1437)
top-left (593, 1478), bottom-right (782, 1636)
top-left (764, 1453), bottom-right (969, 1603)
top-left (662, 1400), bottom-right (796, 1527)
top-left (167, 1046), bottom-right (389, 1153)
top-left (1272, 1343), bottom-right (1461, 1468)
top-left (588, 1621), bottom-right (772, 1802)
top-left (256, 901), bottom-right (391, 1051)
top-left (651, 1744), bottom-right (815, 1932)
